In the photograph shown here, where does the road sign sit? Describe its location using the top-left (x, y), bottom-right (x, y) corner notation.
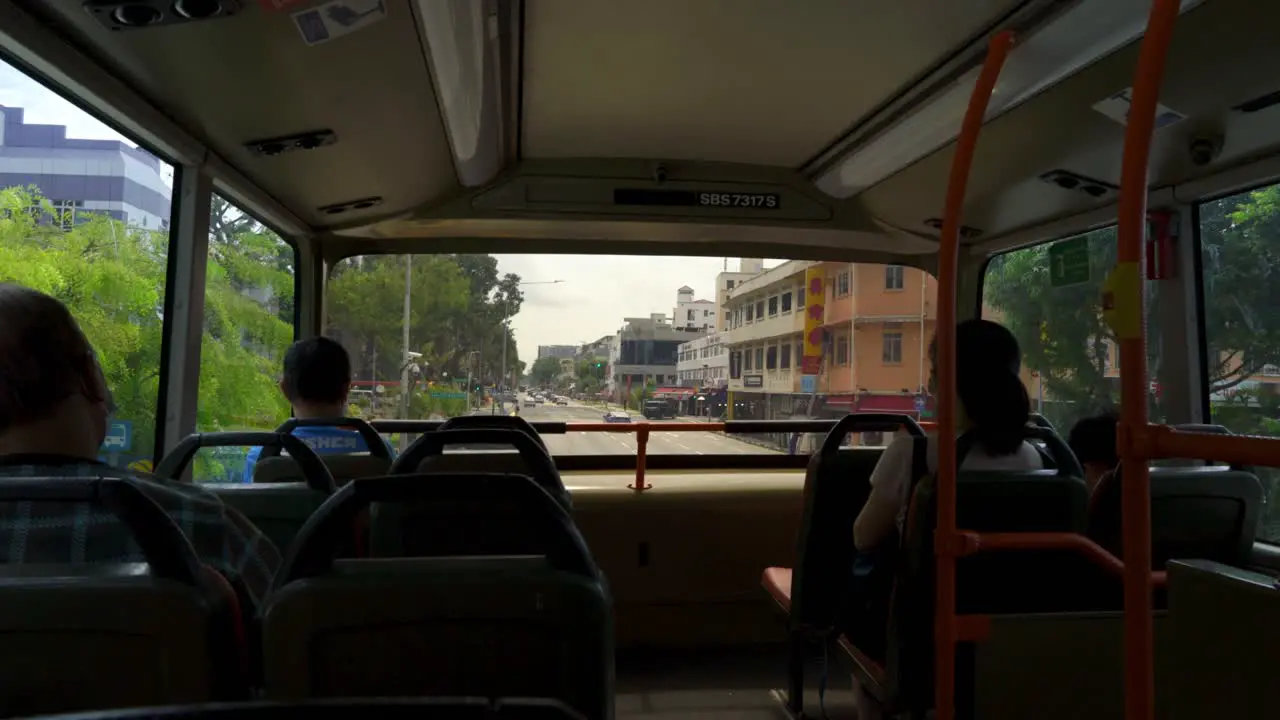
top-left (914, 396), bottom-right (925, 412)
top-left (430, 391), bottom-right (467, 400)
top-left (801, 375), bottom-right (816, 394)
top-left (1049, 236), bottom-right (1091, 287)
top-left (100, 420), bottom-right (132, 452)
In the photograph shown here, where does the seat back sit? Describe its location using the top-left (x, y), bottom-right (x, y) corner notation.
top-left (262, 473), bottom-right (612, 720)
top-left (888, 433), bottom-right (1101, 712)
top-left (1087, 465), bottom-right (1263, 569)
top-left (375, 428), bottom-right (570, 557)
top-left (254, 418), bottom-right (394, 486)
top-left (439, 414), bottom-right (551, 451)
top-left (788, 413), bottom-right (925, 631)
top-left (0, 478), bottom-right (240, 715)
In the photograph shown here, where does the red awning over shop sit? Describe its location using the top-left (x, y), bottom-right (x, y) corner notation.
top-left (824, 393), bottom-right (929, 413)
top-left (653, 387), bottom-right (697, 398)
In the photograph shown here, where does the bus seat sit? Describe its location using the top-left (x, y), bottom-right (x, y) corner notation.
top-left (158, 432), bottom-right (337, 556)
top-left (759, 413), bottom-right (925, 719)
top-left (865, 467), bottom-right (1102, 717)
top-left (0, 478), bottom-right (249, 715)
top-left (1087, 465), bottom-right (1263, 570)
top-left (254, 417), bottom-right (394, 486)
top-left (262, 473), bottom-right (612, 720)
top-left (374, 428), bottom-right (572, 557)
top-left (439, 413), bottom-right (551, 452)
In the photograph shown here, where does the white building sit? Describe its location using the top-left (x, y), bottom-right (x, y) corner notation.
top-left (673, 285), bottom-right (716, 331)
top-left (714, 258), bottom-right (766, 331)
top-left (675, 331), bottom-right (729, 387)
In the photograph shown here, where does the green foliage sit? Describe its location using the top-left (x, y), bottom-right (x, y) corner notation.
top-left (529, 356), bottom-right (562, 386)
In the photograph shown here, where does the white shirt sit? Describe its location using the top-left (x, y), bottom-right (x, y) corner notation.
top-left (853, 433), bottom-right (1044, 552)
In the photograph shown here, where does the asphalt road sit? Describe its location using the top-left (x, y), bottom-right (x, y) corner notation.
top-left (484, 400), bottom-right (780, 455)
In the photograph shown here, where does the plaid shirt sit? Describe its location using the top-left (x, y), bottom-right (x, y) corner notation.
top-left (0, 455), bottom-right (281, 608)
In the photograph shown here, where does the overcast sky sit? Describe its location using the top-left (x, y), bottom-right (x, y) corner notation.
top-left (1, 61), bottom-right (784, 358)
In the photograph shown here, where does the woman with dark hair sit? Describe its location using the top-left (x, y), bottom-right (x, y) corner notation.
top-left (853, 318), bottom-right (1042, 552)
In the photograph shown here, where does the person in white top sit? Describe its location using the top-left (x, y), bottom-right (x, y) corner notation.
top-left (854, 318), bottom-right (1045, 554)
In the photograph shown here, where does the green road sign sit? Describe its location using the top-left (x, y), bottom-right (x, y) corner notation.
top-left (1049, 235), bottom-right (1090, 287)
top-left (430, 391), bottom-right (467, 400)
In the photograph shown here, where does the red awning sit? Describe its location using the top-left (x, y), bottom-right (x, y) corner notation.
top-left (653, 387), bottom-right (697, 398)
top-left (823, 394), bottom-right (928, 413)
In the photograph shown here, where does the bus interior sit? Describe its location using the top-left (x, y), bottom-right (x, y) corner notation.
top-left (0, 0), bottom-right (1278, 719)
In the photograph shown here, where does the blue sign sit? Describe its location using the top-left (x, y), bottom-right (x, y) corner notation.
top-left (801, 375), bottom-right (816, 394)
top-left (914, 396), bottom-right (926, 412)
top-left (101, 420), bottom-right (132, 452)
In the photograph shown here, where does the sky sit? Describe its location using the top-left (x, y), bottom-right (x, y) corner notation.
top-left (0, 60), bottom-right (781, 359)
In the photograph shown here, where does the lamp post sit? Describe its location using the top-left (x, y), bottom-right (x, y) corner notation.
top-left (497, 278), bottom-right (563, 397)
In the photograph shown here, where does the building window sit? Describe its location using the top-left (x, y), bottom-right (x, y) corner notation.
top-left (745, 349), bottom-right (753, 371)
top-left (797, 287), bottom-right (805, 307)
top-left (781, 343), bottom-right (791, 369)
top-left (837, 272), bottom-right (851, 296)
top-left (886, 265), bottom-right (905, 290)
top-left (781, 291), bottom-right (792, 313)
top-left (768, 296), bottom-right (778, 316)
top-left (746, 304), bottom-right (754, 321)
top-left (795, 341), bottom-right (803, 366)
top-left (755, 347), bottom-right (764, 369)
top-left (726, 279), bottom-right (735, 289)
top-left (755, 300), bottom-right (764, 318)
top-left (883, 331), bottom-right (903, 364)
top-left (731, 351), bottom-right (742, 379)
top-left (767, 345), bottom-right (777, 369)
top-left (687, 309), bottom-right (695, 321)
top-left (50, 199), bottom-right (84, 230)
top-left (835, 335), bottom-right (849, 365)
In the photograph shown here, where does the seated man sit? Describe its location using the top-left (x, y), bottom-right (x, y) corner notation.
top-left (0, 283), bottom-right (280, 607)
top-left (1068, 410), bottom-right (1120, 494)
top-left (242, 336), bottom-right (394, 482)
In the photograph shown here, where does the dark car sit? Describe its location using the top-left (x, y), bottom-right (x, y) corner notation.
top-left (642, 400), bottom-right (675, 420)
top-left (603, 411), bottom-right (632, 423)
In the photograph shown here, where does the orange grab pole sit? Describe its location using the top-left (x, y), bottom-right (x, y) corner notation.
top-left (963, 532), bottom-right (1167, 587)
top-left (933, 30), bottom-right (1015, 720)
top-left (1113, 2), bottom-right (1180, 719)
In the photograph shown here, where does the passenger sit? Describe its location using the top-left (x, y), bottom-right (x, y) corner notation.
top-left (854, 319), bottom-right (1045, 553)
top-left (1067, 410), bottom-right (1119, 494)
top-left (0, 283), bottom-right (280, 606)
top-left (241, 337), bottom-right (394, 482)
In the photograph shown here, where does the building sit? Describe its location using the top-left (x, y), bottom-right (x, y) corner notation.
top-left (722, 261), bottom-right (937, 429)
top-left (673, 331), bottom-right (729, 417)
top-left (715, 258), bottom-right (766, 330)
top-left (0, 105), bottom-right (170, 229)
top-left (577, 335), bottom-right (612, 362)
top-left (673, 285), bottom-right (716, 331)
top-left (537, 344), bottom-right (578, 360)
top-left (605, 313), bottom-right (706, 402)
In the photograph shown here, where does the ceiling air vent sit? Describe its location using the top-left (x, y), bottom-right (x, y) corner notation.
top-left (84, 0), bottom-right (240, 31)
top-left (246, 130), bottom-right (337, 158)
top-left (1039, 169), bottom-right (1117, 199)
top-left (318, 197), bottom-right (383, 216)
top-left (923, 218), bottom-right (982, 239)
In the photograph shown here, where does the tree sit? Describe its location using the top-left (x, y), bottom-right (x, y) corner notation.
top-left (529, 356), bottom-right (561, 387)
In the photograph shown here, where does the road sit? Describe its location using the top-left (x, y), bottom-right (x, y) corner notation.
top-left (480, 400), bottom-right (780, 455)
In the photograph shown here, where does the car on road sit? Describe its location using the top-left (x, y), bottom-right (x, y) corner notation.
top-left (554, 397), bottom-right (568, 405)
top-left (603, 410), bottom-right (631, 423)
top-left (525, 396), bottom-right (540, 405)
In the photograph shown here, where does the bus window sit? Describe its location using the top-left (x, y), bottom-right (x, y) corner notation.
top-left (0, 58), bottom-right (174, 472)
top-left (192, 196), bottom-right (297, 482)
top-left (1198, 185), bottom-right (1280, 544)
top-left (982, 226), bottom-right (1165, 434)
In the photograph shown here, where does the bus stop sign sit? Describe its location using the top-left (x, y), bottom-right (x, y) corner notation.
top-left (1049, 235), bottom-right (1091, 287)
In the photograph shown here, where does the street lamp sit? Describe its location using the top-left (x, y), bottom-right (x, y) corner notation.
top-left (498, 278), bottom-right (563, 396)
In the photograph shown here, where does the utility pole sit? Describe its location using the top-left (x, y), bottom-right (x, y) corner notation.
top-left (399, 255), bottom-right (412, 451)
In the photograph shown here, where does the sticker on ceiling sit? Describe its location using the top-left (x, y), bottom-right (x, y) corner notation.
top-left (1092, 87), bottom-right (1186, 129)
top-left (293, 0), bottom-right (385, 46)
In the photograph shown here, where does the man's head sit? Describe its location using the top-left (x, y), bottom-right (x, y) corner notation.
top-left (0, 283), bottom-right (114, 459)
top-left (280, 337), bottom-right (352, 417)
top-left (1068, 410), bottom-right (1120, 492)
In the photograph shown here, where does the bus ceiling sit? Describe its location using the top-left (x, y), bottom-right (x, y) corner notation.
top-left (1, 0), bottom-right (1276, 256)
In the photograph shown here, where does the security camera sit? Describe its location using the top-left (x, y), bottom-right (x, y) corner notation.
top-left (1189, 134), bottom-right (1224, 167)
top-left (653, 164), bottom-right (669, 184)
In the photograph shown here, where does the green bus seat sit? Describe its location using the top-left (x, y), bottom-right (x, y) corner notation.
top-left (158, 432), bottom-right (336, 555)
top-left (1087, 465), bottom-right (1263, 569)
top-left (374, 428), bottom-right (571, 557)
top-left (261, 473), bottom-right (612, 720)
top-left (0, 478), bottom-right (248, 715)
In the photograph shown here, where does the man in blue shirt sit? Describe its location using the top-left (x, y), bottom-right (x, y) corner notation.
top-left (242, 337), bottom-right (393, 482)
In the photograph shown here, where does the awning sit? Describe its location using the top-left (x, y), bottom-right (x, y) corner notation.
top-left (824, 393), bottom-right (929, 414)
top-left (653, 387), bottom-right (697, 398)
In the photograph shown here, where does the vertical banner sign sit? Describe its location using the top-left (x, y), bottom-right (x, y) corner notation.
top-left (1146, 209), bottom-right (1178, 281)
top-left (802, 267), bottom-right (826, 375)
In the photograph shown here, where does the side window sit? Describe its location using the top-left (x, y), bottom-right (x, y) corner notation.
top-left (781, 291), bottom-right (793, 313)
top-left (885, 265), bottom-right (905, 290)
top-left (768, 296), bottom-right (778, 316)
top-left (1199, 186), bottom-right (1280, 544)
top-left (194, 196), bottom-right (297, 482)
top-left (982, 226), bottom-right (1164, 433)
top-left (0, 63), bottom-right (174, 471)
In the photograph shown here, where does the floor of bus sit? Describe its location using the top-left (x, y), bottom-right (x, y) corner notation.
top-left (616, 644), bottom-right (859, 719)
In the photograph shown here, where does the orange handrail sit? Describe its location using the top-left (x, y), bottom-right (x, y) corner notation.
top-left (959, 531), bottom-right (1167, 587)
top-left (933, 30), bottom-right (1014, 720)
top-left (1111, 2), bottom-right (1180, 719)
